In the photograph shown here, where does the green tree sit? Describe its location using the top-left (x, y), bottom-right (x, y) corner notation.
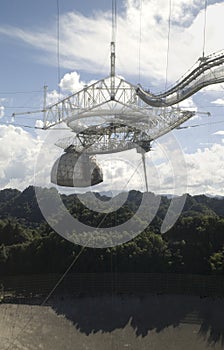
top-left (209, 251), bottom-right (224, 273)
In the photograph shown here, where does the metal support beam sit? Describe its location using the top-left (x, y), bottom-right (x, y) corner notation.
top-left (110, 41), bottom-right (116, 99)
top-left (141, 152), bottom-right (149, 192)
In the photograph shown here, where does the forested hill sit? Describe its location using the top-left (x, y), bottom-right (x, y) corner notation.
top-left (0, 186), bottom-right (224, 275)
top-left (0, 186), bottom-right (224, 224)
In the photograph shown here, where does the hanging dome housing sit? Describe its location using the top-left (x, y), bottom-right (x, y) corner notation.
top-left (51, 151), bottom-right (103, 187)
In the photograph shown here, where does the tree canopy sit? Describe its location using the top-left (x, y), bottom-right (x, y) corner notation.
top-left (0, 186), bottom-right (224, 275)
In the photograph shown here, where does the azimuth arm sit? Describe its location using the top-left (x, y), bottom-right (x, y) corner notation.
top-left (137, 51), bottom-right (224, 107)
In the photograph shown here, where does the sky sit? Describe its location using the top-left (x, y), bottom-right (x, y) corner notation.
top-left (0, 0), bottom-right (224, 196)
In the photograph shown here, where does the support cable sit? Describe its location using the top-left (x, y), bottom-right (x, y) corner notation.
top-left (165, 0), bottom-right (172, 90)
top-left (176, 119), bottom-right (224, 129)
top-left (6, 117), bottom-right (224, 132)
top-left (4, 152), bottom-right (146, 350)
top-left (111, 0), bottom-right (117, 98)
top-left (202, 0), bottom-right (208, 59)
top-left (56, 0), bottom-right (61, 100)
top-left (111, 0), bottom-right (117, 43)
top-left (138, 0), bottom-right (143, 83)
top-left (43, 85), bottom-right (47, 127)
top-left (141, 152), bottom-right (149, 193)
top-left (5, 206), bottom-right (107, 350)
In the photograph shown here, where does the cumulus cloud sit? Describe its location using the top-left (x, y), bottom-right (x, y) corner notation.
top-left (201, 83), bottom-right (224, 93)
top-left (96, 153), bottom-right (146, 193)
top-left (0, 106), bottom-right (4, 118)
top-left (211, 98), bottom-right (224, 105)
top-left (143, 137), bottom-right (224, 196)
top-left (0, 123), bottom-right (224, 196)
top-left (0, 125), bottom-right (41, 189)
top-left (213, 130), bottom-right (224, 135)
top-left (0, 124), bottom-right (70, 190)
top-left (93, 134), bottom-right (224, 197)
top-left (45, 72), bottom-right (95, 106)
top-left (178, 97), bottom-right (199, 117)
top-left (185, 143), bottom-right (224, 195)
top-left (100, 128), bottom-right (224, 197)
top-left (59, 71), bottom-right (84, 93)
top-left (46, 89), bottom-right (63, 106)
top-left (35, 120), bottom-right (44, 128)
top-left (0, 98), bottom-right (6, 118)
top-left (59, 71), bottom-right (96, 93)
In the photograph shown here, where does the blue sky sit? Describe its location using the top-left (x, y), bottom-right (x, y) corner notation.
top-left (0, 0), bottom-right (224, 195)
top-left (0, 1), bottom-right (112, 93)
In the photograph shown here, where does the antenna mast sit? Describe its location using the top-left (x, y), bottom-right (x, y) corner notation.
top-left (110, 0), bottom-right (117, 99)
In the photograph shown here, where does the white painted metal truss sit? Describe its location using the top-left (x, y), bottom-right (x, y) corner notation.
top-left (12, 48), bottom-right (224, 156)
top-left (10, 2), bottom-right (224, 187)
top-left (41, 75), bottom-right (194, 154)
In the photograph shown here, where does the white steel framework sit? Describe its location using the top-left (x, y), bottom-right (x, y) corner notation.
top-left (38, 75), bottom-right (195, 154)
top-left (10, 3), bottom-right (224, 187)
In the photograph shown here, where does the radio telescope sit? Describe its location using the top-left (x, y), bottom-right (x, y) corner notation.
top-left (12, 3), bottom-right (224, 190)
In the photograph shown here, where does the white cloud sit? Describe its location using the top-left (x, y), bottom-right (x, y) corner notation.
top-left (213, 130), bottom-right (224, 135)
top-left (0, 106), bottom-right (4, 118)
top-left (0, 125), bottom-right (41, 189)
top-left (46, 89), bottom-right (63, 106)
top-left (0, 124), bottom-right (224, 196)
top-left (35, 120), bottom-right (44, 128)
top-left (201, 83), bottom-right (224, 93)
top-left (178, 97), bottom-right (197, 110)
top-left (96, 153), bottom-right (146, 193)
top-left (0, 98), bottom-right (6, 118)
top-left (59, 71), bottom-right (97, 93)
top-left (59, 71), bottom-right (84, 93)
top-left (142, 138), bottom-right (224, 196)
top-left (178, 97), bottom-right (200, 120)
top-left (0, 0), bottom-right (223, 87)
top-left (184, 143), bottom-right (224, 195)
top-left (45, 72), bottom-right (95, 105)
top-left (94, 134), bottom-right (224, 197)
top-left (0, 124), bottom-right (70, 190)
top-left (211, 98), bottom-right (224, 105)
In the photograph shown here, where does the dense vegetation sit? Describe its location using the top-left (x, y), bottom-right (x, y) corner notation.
top-left (0, 186), bottom-right (224, 276)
